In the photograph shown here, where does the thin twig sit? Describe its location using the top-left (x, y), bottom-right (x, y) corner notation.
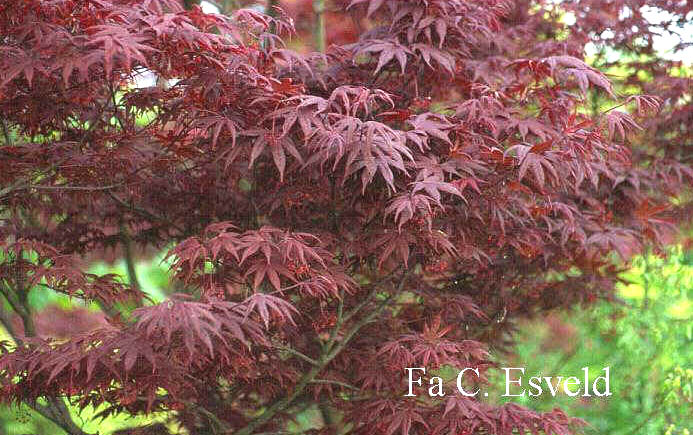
top-left (27, 183), bottom-right (123, 191)
top-left (274, 344), bottom-right (319, 366)
top-left (1, 119), bottom-right (11, 145)
top-left (309, 379), bottom-right (359, 391)
top-left (235, 271), bottom-right (410, 435)
top-left (312, 0), bottom-right (326, 53)
top-left (0, 279), bottom-right (91, 434)
top-left (107, 190), bottom-right (185, 234)
top-left (120, 221), bottom-right (143, 307)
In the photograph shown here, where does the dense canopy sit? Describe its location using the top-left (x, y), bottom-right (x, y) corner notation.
top-left (0, 0), bottom-right (690, 434)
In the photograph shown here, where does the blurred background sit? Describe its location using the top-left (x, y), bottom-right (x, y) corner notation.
top-left (0, 0), bottom-right (691, 434)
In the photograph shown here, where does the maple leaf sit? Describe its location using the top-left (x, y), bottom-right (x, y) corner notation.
top-left (194, 115), bottom-right (239, 149)
top-left (86, 25), bottom-right (156, 76)
top-left (134, 297), bottom-right (264, 357)
top-left (385, 193), bottom-right (436, 231)
top-left (306, 117), bottom-right (413, 191)
top-left (505, 143), bottom-right (560, 189)
top-left (327, 86), bottom-right (394, 117)
top-left (407, 112), bottom-right (454, 145)
top-left (353, 39), bottom-right (411, 74)
top-left (242, 293), bottom-right (298, 328)
top-left (412, 43), bottom-right (456, 74)
top-left (410, 176), bottom-right (464, 205)
top-left (586, 228), bottom-right (641, 261)
top-left (371, 230), bottom-right (415, 268)
top-left (545, 55), bottom-right (614, 96)
top-left (605, 110), bottom-right (642, 142)
top-left (504, 117), bottom-right (558, 141)
top-left (0, 0), bottom-right (690, 433)
top-left (348, 0), bottom-right (387, 18)
top-left (0, 48), bottom-right (41, 88)
top-left (385, 407), bottom-right (429, 435)
top-left (626, 94), bottom-right (662, 115)
top-left (243, 128), bottom-right (303, 181)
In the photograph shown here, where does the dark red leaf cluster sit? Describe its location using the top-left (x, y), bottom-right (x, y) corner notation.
top-left (0, 0), bottom-right (690, 434)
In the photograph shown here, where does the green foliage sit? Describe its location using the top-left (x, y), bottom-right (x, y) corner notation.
top-left (0, 254), bottom-right (173, 434)
top-left (88, 251), bottom-right (173, 303)
top-left (500, 247), bottom-right (693, 434)
top-left (0, 402), bottom-right (174, 435)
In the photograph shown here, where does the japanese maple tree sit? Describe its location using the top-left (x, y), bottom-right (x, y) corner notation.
top-left (0, 0), bottom-right (690, 434)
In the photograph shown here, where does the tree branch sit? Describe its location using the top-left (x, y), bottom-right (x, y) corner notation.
top-left (313, 0), bottom-right (326, 53)
top-left (27, 183), bottom-right (123, 191)
top-left (120, 221), bottom-right (143, 308)
top-left (107, 190), bottom-right (185, 234)
top-left (274, 344), bottom-right (319, 366)
top-left (309, 379), bottom-right (359, 391)
top-left (1, 118), bottom-right (11, 145)
top-left (235, 272), bottom-right (410, 435)
top-left (0, 264), bottom-right (92, 435)
top-left (30, 401), bottom-right (90, 435)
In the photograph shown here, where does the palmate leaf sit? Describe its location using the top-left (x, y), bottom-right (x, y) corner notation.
top-left (504, 117), bottom-right (558, 141)
top-left (1, 240), bottom-right (140, 304)
top-left (194, 115), bottom-right (239, 149)
top-left (242, 128), bottom-right (304, 181)
top-left (306, 116), bottom-right (413, 191)
top-left (545, 55), bottom-right (614, 96)
top-left (327, 86), bottom-right (395, 117)
top-left (625, 94), bottom-right (662, 115)
top-left (353, 38), bottom-right (411, 74)
top-left (385, 407), bottom-right (429, 435)
top-left (361, 400), bottom-right (429, 435)
top-left (407, 112), bottom-right (454, 145)
top-left (409, 162), bottom-right (465, 202)
top-left (586, 227), bottom-right (641, 261)
top-left (385, 193), bottom-right (436, 231)
top-left (133, 297), bottom-right (266, 357)
top-left (412, 43), bottom-right (456, 74)
top-left (140, 0), bottom-right (185, 14)
top-left (505, 143), bottom-right (560, 190)
top-left (441, 396), bottom-right (493, 425)
top-left (392, 322), bottom-right (488, 368)
top-left (605, 110), bottom-right (642, 142)
top-left (0, 48), bottom-right (41, 88)
top-left (242, 292), bottom-right (298, 327)
top-left (86, 25), bottom-right (156, 76)
top-left (168, 224), bottom-right (351, 298)
top-left (348, 0), bottom-right (387, 18)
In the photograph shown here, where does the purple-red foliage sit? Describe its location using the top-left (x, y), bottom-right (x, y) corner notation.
top-left (0, 0), bottom-right (690, 434)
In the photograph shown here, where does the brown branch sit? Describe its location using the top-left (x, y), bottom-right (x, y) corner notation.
top-left (30, 401), bottom-right (90, 435)
top-left (0, 156), bottom-right (71, 201)
top-left (0, 306), bottom-right (16, 339)
top-left (309, 379), bottom-right (359, 391)
top-left (312, 0), bottom-right (326, 53)
top-left (0, 265), bottom-right (92, 435)
top-left (27, 183), bottom-right (123, 191)
top-left (107, 190), bottom-right (186, 234)
top-left (235, 271), bottom-right (410, 435)
top-left (273, 344), bottom-right (320, 366)
top-left (266, 0), bottom-right (280, 18)
top-left (119, 222), bottom-right (143, 308)
top-left (1, 118), bottom-right (11, 145)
